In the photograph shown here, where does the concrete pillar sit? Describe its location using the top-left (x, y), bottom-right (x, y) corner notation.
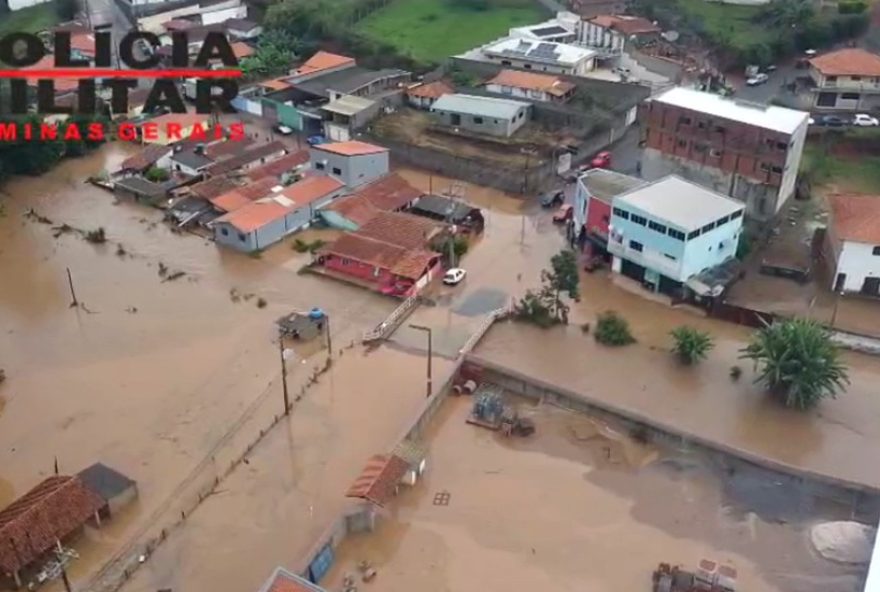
top-left (12, 570), bottom-right (21, 589)
top-left (94, 510), bottom-right (102, 528)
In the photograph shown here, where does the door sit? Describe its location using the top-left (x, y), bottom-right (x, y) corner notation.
top-left (862, 277), bottom-right (880, 296)
top-left (450, 113), bottom-right (461, 126)
top-left (307, 543), bottom-right (334, 583)
top-left (834, 272), bottom-right (846, 292)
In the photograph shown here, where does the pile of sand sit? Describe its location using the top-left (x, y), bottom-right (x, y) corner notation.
top-left (811, 521), bottom-right (876, 564)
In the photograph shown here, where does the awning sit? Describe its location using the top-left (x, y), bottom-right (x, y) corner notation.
top-left (345, 454), bottom-right (410, 507)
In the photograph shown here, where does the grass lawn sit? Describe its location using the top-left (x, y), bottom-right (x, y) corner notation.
top-left (355, 0), bottom-right (546, 63)
top-left (802, 142), bottom-right (880, 193)
top-left (674, 0), bottom-right (775, 53)
top-left (0, 2), bottom-right (60, 37)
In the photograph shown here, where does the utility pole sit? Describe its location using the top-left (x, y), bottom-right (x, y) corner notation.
top-left (66, 268), bottom-right (78, 308)
top-left (448, 236), bottom-right (455, 268)
top-left (410, 324), bottom-right (432, 398)
top-left (56, 540), bottom-right (72, 592)
top-left (325, 315), bottom-right (332, 358)
top-left (278, 334), bottom-right (290, 414)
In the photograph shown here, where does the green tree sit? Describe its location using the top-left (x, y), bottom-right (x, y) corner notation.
top-left (145, 167), bottom-right (170, 182)
top-left (670, 326), bottom-right (714, 365)
top-left (542, 249), bottom-right (579, 323)
top-left (594, 311), bottom-right (635, 346)
top-left (740, 319), bottom-right (849, 409)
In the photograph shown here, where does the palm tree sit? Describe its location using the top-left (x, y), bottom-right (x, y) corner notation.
top-left (670, 326), bottom-right (714, 365)
top-left (740, 319), bottom-right (849, 410)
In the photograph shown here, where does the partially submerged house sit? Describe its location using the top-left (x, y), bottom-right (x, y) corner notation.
top-left (320, 172), bottom-right (423, 231)
top-left (116, 144), bottom-right (173, 177)
top-left (309, 141), bottom-right (389, 188)
top-left (345, 454), bottom-right (411, 507)
top-left (0, 476), bottom-right (105, 588)
top-left (114, 176), bottom-right (170, 203)
top-left (208, 177), bottom-right (283, 214)
top-left (321, 94), bottom-right (380, 142)
top-left (431, 94), bottom-right (531, 138)
top-left (203, 141), bottom-right (288, 178)
top-left (246, 150), bottom-right (311, 183)
top-left (409, 194), bottom-right (485, 234)
top-left (77, 463), bottom-right (138, 518)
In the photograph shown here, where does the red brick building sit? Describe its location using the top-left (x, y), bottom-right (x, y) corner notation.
top-left (639, 87), bottom-right (809, 220)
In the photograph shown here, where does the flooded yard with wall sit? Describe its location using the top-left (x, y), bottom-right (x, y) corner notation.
top-left (324, 395), bottom-right (869, 592)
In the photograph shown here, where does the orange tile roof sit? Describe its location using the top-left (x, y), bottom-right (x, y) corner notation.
top-left (278, 175), bottom-right (344, 207)
top-left (247, 150), bottom-right (310, 181)
top-left (323, 173), bottom-right (423, 226)
top-left (407, 80), bottom-right (454, 99)
top-left (215, 195), bottom-right (297, 232)
top-left (230, 41), bottom-right (255, 60)
top-left (588, 14), bottom-right (659, 35)
top-left (259, 78), bottom-right (292, 91)
top-left (294, 51), bottom-right (355, 76)
top-left (70, 33), bottom-right (96, 56)
top-left (345, 454), bottom-right (411, 506)
top-left (486, 69), bottom-right (575, 96)
top-left (209, 177), bottom-right (280, 212)
top-left (356, 210), bottom-right (444, 249)
top-left (189, 176), bottom-right (239, 200)
top-left (313, 140), bottom-right (388, 157)
top-left (23, 56), bottom-right (79, 93)
top-left (829, 194), bottom-right (880, 244)
top-left (119, 144), bottom-right (172, 171)
top-left (147, 112), bottom-right (210, 129)
top-left (809, 48), bottom-right (880, 77)
top-left (392, 249), bottom-right (440, 280)
top-left (323, 234), bottom-right (438, 280)
top-left (0, 476), bottom-right (105, 574)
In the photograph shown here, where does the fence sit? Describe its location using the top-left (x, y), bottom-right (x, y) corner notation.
top-left (362, 293), bottom-right (420, 343)
top-left (709, 300), bottom-right (777, 328)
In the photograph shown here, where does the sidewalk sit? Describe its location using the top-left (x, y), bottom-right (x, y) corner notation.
top-left (471, 321), bottom-right (880, 491)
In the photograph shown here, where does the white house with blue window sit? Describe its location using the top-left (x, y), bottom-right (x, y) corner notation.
top-left (607, 175), bottom-right (744, 296)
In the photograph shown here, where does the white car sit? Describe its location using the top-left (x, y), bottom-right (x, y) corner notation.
top-left (443, 268), bottom-right (467, 285)
top-left (853, 113), bottom-right (880, 127)
top-left (274, 125), bottom-right (294, 135)
top-left (746, 73), bottom-right (769, 86)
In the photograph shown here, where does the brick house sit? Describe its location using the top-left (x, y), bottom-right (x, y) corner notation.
top-left (808, 48), bottom-right (880, 113)
top-left (639, 87), bottom-right (809, 221)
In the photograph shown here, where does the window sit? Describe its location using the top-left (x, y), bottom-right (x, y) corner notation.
top-left (612, 207), bottom-right (629, 219)
top-left (697, 121), bottom-right (706, 129)
top-left (342, 258), bottom-right (350, 265)
top-left (221, 227), bottom-right (229, 236)
top-left (238, 232), bottom-right (246, 242)
top-left (315, 162), bottom-right (325, 170)
top-left (687, 229), bottom-right (701, 240)
top-left (501, 60), bottom-right (512, 66)
top-left (852, 76), bottom-right (862, 81)
top-left (776, 141), bottom-right (787, 150)
top-left (524, 64), bottom-right (532, 69)
top-left (873, 246), bottom-right (880, 256)
top-left (450, 113), bottom-right (461, 126)
top-left (332, 167), bottom-right (342, 175)
top-left (676, 139), bottom-right (687, 148)
top-left (730, 210), bottom-right (743, 220)
top-left (629, 240), bottom-right (643, 252)
top-left (474, 116), bottom-right (484, 124)
top-left (602, 215), bottom-right (609, 223)
top-left (714, 125), bottom-right (725, 134)
top-left (771, 166), bottom-right (783, 174)
top-left (716, 215), bottom-right (729, 226)
top-left (709, 148), bottom-right (722, 158)
top-left (760, 162), bottom-right (771, 172)
top-left (827, 76), bottom-right (837, 84)
top-left (842, 92), bottom-right (860, 100)
top-left (518, 111), bottom-right (524, 119)
top-left (668, 228), bottom-right (685, 241)
top-left (701, 221), bottom-right (715, 233)
top-left (664, 253), bottom-right (676, 260)
top-left (678, 116), bottom-right (691, 125)
top-left (693, 143), bottom-right (707, 153)
top-left (631, 214), bottom-right (647, 226)
top-left (648, 220), bottom-right (667, 234)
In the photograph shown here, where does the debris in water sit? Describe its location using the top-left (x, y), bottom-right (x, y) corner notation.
top-left (158, 262), bottom-right (168, 277)
top-left (125, 306), bottom-right (138, 314)
top-left (116, 244), bottom-right (127, 257)
top-left (0, 368), bottom-right (5, 384)
top-left (256, 297), bottom-right (267, 309)
top-left (811, 521), bottom-right (876, 564)
top-left (229, 288), bottom-right (241, 303)
top-left (24, 209), bottom-right (52, 224)
top-left (162, 271), bottom-right (186, 283)
top-left (52, 224), bottom-right (74, 238)
top-left (85, 227), bottom-right (107, 244)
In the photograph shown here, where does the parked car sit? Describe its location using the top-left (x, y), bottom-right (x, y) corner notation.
top-left (540, 190), bottom-right (564, 208)
top-left (853, 113), bottom-right (880, 127)
top-left (552, 204), bottom-right (573, 223)
top-left (307, 135), bottom-right (326, 146)
top-left (746, 73), bottom-right (769, 86)
top-left (590, 151), bottom-right (612, 169)
top-left (814, 114), bottom-right (847, 127)
top-left (274, 124), bottom-right (294, 135)
top-left (443, 268), bottom-right (467, 285)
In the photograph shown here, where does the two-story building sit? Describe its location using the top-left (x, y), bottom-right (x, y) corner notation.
top-left (607, 175), bottom-right (744, 296)
top-left (574, 167), bottom-right (646, 246)
top-left (639, 87), bottom-right (809, 221)
top-left (309, 141), bottom-right (389, 188)
top-left (826, 193), bottom-right (880, 296)
top-left (576, 14), bottom-right (660, 57)
top-left (808, 48), bottom-right (880, 113)
top-left (477, 37), bottom-right (597, 76)
top-left (485, 69), bottom-right (575, 103)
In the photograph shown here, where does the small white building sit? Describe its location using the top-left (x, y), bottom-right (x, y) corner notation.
top-left (576, 14), bottom-right (660, 56)
top-left (827, 194), bottom-right (880, 296)
top-left (485, 69), bottom-right (575, 103)
top-left (476, 37), bottom-right (597, 77)
top-left (508, 11), bottom-right (580, 44)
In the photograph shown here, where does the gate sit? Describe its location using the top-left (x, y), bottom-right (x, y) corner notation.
top-left (307, 543), bottom-right (334, 583)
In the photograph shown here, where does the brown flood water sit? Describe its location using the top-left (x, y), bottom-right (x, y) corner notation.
top-left (324, 397), bottom-right (863, 592)
top-left (0, 145), bottom-right (397, 588)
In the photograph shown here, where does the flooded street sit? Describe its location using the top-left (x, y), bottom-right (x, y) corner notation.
top-left (324, 397), bottom-right (865, 592)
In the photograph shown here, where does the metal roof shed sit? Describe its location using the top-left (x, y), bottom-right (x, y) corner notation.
top-left (77, 463), bottom-right (138, 517)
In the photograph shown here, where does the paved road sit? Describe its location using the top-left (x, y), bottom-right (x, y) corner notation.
top-left (732, 61), bottom-right (799, 105)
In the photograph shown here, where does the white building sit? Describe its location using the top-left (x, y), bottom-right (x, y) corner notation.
top-left (471, 37), bottom-right (597, 77)
top-left (827, 194), bottom-right (880, 296)
top-left (576, 14), bottom-right (660, 56)
top-left (508, 11), bottom-right (580, 44)
top-left (485, 69), bottom-right (575, 103)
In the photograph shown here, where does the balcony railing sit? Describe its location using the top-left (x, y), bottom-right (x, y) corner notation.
top-left (820, 80), bottom-right (880, 92)
top-left (608, 238), bottom-right (682, 278)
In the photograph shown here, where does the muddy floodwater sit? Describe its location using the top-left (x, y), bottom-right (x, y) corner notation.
top-left (324, 397), bottom-right (866, 592)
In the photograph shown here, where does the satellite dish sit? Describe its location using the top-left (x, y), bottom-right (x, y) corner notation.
top-left (662, 30), bottom-right (680, 42)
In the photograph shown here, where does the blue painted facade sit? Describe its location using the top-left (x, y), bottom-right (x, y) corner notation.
top-left (318, 210), bottom-right (360, 231)
top-left (214, 206), bottom-right (313, 252)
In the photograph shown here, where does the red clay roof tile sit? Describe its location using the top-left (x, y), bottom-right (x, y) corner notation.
top-left (829, 193), bottom-right (880, 244)
top-left (809, 48), bottom-right (880, 77)
top-left (344, 454), bottom-right (410, 506)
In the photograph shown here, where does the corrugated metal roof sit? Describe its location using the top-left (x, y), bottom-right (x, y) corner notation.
top-left (431, 93), bottom-right (530, 120)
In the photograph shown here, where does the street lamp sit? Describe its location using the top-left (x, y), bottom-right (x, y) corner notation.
top-left (410, 324), bottom-right (433, 398)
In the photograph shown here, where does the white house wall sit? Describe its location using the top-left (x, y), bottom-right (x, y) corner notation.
top-left (778, 118), bottom-right (808, 215)
top-left (834, 241), bottom-right (880, 293)
top-left (8, 0), bottom-right (52, 10)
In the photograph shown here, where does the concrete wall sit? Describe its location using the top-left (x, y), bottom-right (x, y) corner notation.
top-left (483, 53), bottom-right (594, 77)
top-left (577, 21), bottom-right (625, 51)
top-left (485, 83), bottom-right (553, 103)
top-left (214, 207), bottom-right (311, 252)
top-left (779, 118), bottom-right (808, 216)
top-left (834, 241), bottom-right (880, 294)
top-left (309, 150), bottom-right (389, 188)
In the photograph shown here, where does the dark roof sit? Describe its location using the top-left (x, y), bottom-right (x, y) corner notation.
top-left (532, 25), bottom-right (569, 36)
top-left (225, 18), bottom-right (258, 30)
top-left (247, 150), bottom-right (310, 181)
top-left (119, 144), bottom-right (171, 172)
top-left (411, 194), bottom-right (477, 222)
top-left (295, 67), bottom-right (409, 99)
top-left (115, 176), bottom-right (167, 198)
top-left (204, 141), bottom-right (287, 176)
top-left (172, 149), bottom-right (214, 170)
top-left (0, 476), bottom-right (105, 574)
top-left (206, 136), bottom-right (255, 159)
top-left (77, 463), bottom-right (136, 501)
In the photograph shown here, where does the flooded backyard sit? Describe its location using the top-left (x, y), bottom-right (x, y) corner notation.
top-left (324, 396), bottom-right (869, 592)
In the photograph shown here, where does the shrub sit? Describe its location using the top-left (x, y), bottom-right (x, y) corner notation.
top-left (145, 167), bottom-right (170, 182)
top-left (85, 227), bottom-right (107, 244)
top-left (669, 326), bottom-right (714, 365)
top-left (594, 311), bottom-right (635, 346)
top-left (730, 365), bottom-right (742, 380)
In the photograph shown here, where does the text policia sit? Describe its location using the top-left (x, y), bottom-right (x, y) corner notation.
top-left (0, 30), bottom-right (242, 115)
